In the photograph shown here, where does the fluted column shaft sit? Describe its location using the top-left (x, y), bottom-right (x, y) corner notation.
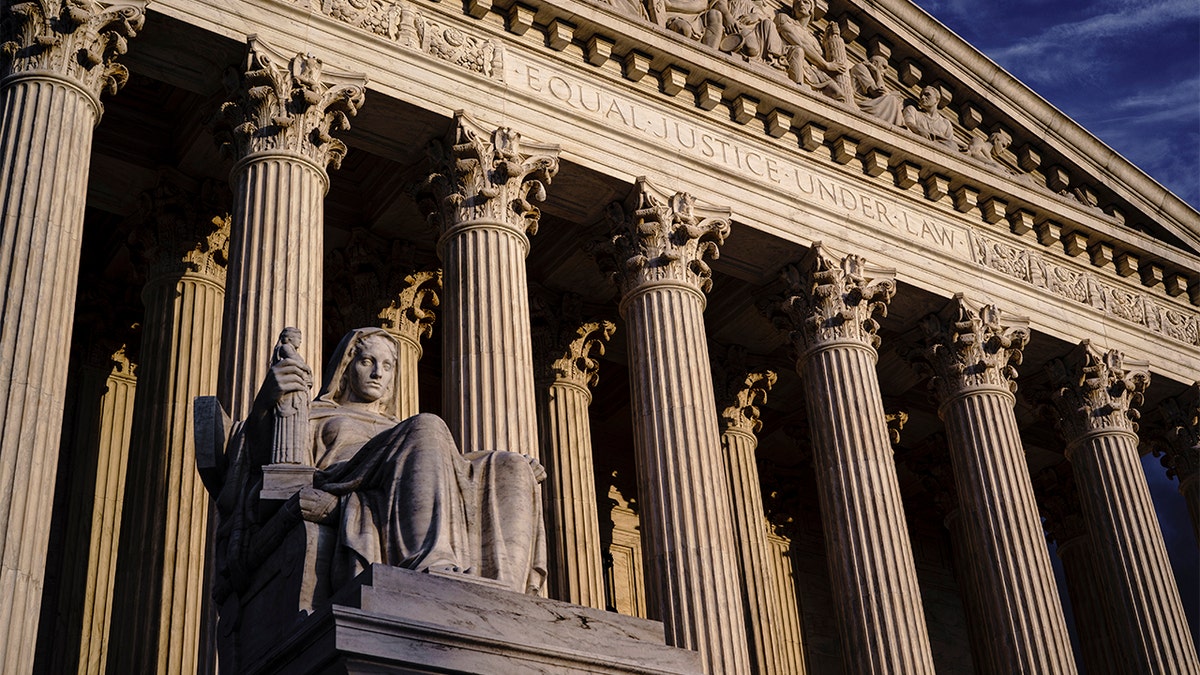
top-left (940, 388), bottom-right (1076, 673)
top-left (1068, 429), bottom-right (1199, 673)
top-left (538, 379), bottom-right (605, 608)
top-left (440, 222), bottom-right (538, 454)
top-left (765, 533), bottom-right (808, 674)
top-left (943, 509), bottom-right (992, 673)
top-left (723, 427), bottom-right (786, 674)
top-left (623, 283), bottom-right (751, 673)
top-left (219, 156), bottom-right (325, 417)
top-left (0, 76), bottom-right (97, 672)
top-left (108, 263), bottom-right (225, 674)
top-left (50, 352), bottom-right (137, 675)
top-left (801, 343), bottom-right (936, 674)
top-left (1050, 343), bottom-right (1199, 674)
top-left (392, 332), bottom-right (422, 420)
top-left (1056, 534), bottom-right (1123, 675)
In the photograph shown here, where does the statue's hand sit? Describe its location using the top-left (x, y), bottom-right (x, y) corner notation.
top-left (524, 455), bottom-right (547, 483)
top-left (260, 358), bottom-right (313, 404)
top-left (298, 487), bottom-right (339, 524)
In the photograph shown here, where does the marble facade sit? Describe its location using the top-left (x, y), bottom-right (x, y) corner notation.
top-left (3, 0), bottom-right (1198, 673)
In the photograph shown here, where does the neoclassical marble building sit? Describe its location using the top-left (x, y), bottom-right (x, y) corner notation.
top-left (2, 0), bottom-right (1198, 673)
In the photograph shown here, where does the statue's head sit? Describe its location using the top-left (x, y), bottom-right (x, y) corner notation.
top-left (318, 328), bottom-right (401, 414)
top-left (919, 86), bottom-right (940, 111)
top-left (988, 129), bottom-right (1012, 154)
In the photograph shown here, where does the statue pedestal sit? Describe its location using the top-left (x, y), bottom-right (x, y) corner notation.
top-left (243, 563), bottom-right (703, 674)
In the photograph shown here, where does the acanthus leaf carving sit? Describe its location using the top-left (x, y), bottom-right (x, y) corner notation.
top-left (418, 112), bottom-right (560, 238)
top-left (126, 175), bottom-right (232, 284)
top-left (912, 295), bottom-right (1031, 403)
top-left (710, 343), bottom-right (776, 437)
top-left (1, 0), bottom-right (145, 101)
top-left (212, 36), bottom-right (367, 170)
top-left (1155, 384), bottom-right (1199, 485)
top-left (531, 290), bottom-right (615, 390)
top-left (766, 242), bottom-right (895, 356)
top-left (591, 178), bottom-right (730, 297)
top-left (1048, 341), bottom-right (1151, 443)
top-left (379, 269), bottom-right (443, 346)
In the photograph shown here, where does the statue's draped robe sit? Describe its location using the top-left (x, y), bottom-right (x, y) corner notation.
top-left (311, 407), bottom-right (547, 593)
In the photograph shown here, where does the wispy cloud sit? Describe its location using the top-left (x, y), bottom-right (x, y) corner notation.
top-left (990, 0), bottom-right (1200, 83)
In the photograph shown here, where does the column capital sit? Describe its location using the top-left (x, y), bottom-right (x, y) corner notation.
top-left (1156, 384), bottom-right (1199, 484)
top-left (1, 0), bottom-right (146, 104)
top-left (127, 176), bottom-right (231, 284)
top-left (711, 343), bottom-right (776, 437)
top-left (419, 111), bottom-right (560, 239)
top-left (213, 36), bottom-right (367, 171)
top-left (768, 243), bottom-right (896, 357)
top-left (379, 269), bottom-right (442, 348)
top-left (913, 295), bottom-right (1031, 405)
top-left (592, 177), bottom-right (731, 300)
top-left (532, 291), bottom-right (615, 390)
top-left (1048, 341), bottom-right (1151, 445)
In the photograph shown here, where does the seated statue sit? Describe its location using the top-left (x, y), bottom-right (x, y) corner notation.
top-left (776, 0), bottom-right (848, 101)
top-left (850, 55), bottom-right (904, 125)
top-left (206, 327), bottom-right (547, 613)
top-left (903, 85), bottom-right (958, 149)
top-left (648, 0), bottom-right (782, 63)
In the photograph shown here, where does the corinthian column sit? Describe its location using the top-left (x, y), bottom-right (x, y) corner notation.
top-left (592, 179), bottom-right (751, 674)
top-left (1035, 463), bottom-right (1123, 675)
top-left (1157, 385), bottom-right (1198, 542)
top-left (912, 296), bottom-right (1076, 674)
top-left (531, 291), bottom-right (614, 609)
top-left (418, 113), bottom-right (559, 456)
top-left (212, 37), bottom-right (367, 418)
top-left (711, 345), bottom-right (787, 675)
top-left (106, 179), bottom-right (230, 675)
top-left (1048, 343), bottom-right (1200, 674)
top-left (768, 244), bottom-right (936, 675)
top-left (0, 3), bottom-right (144, 671)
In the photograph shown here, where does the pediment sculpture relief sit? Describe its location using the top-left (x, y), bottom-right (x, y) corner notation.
top-left (197, 327), bottom-right (548, 667)
top-left (903, 85), bottom-right (957, 150)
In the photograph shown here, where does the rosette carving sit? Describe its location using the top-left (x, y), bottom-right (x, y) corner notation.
top-left (531, 291), bottom-right (615, 389)
top-left (126, 176), bottom-right (231, 283)
top-left (1048, 341), bottom-right (1151, 442)
top-left (767, 243), bottom-right (895, 355)
top-left (213, 37), bottom-right (367, 170)
top-left (379, 269), bottom-right (443, 346)
top-left (912, 295), bottom-right (1031, 403)
top-left (1, 0), bottom-right (145, 101)
top-left (418, 112), bottom-right (560, 237)
top-left (711, 344), bottom-right (775, 436)
top-left (592, 178), bottom-right (730, 297)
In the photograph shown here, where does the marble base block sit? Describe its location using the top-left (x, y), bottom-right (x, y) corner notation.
top-left (245, 563), bottom-right (703, 674)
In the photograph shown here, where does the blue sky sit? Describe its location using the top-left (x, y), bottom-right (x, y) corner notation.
top-left (911, 0), bottom-right (1200, 210)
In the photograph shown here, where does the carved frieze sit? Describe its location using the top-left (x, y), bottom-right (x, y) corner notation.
top-left (0, 0), bottom-right (145, 101)
top-left (592, 178), bottom-right (731, 297)
top-left (213, 37), bottom-right (367, 170)
top-left (912, 296), bottom-right (1031, 403)
top-left (968, 229), bottom-right (1200, 346)
top-left (767, 243), bottom-right (896, 355)
top-left (1047, 342), bottom-right (1151, 443)
top-left (287, 0), bottom-right (504, 80)
top-left (418, 113), bottom-right (560, 238)
top-left (126, 177), bottom-right (231, 284)
top-left (710, 343), bottom-right (776, 437)
top-left (531, 291), bottom-right (615, 389)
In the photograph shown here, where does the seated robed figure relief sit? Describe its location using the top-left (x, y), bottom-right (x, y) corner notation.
top-left (206, 327), bottom-right (547, 608)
